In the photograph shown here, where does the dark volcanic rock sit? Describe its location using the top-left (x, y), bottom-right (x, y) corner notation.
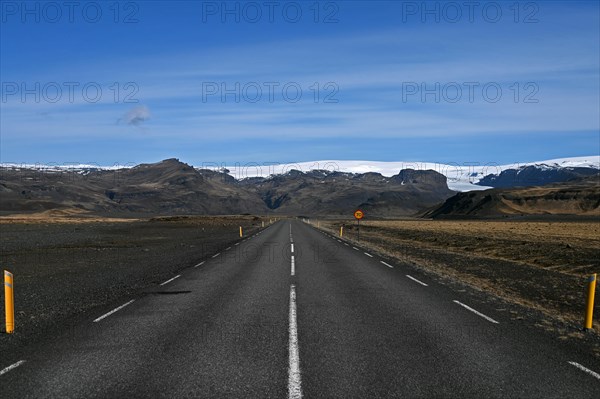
top-left (477, 166), bottom-right (599, 188)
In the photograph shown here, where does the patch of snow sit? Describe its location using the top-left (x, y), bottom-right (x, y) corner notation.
top-left (0, 162), bottom-right (132, 171)
top-left (448, 181), bottom-right (493, 192)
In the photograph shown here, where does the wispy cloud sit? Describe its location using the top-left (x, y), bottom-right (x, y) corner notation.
top-left (119, 105), bottom-right (151, 126)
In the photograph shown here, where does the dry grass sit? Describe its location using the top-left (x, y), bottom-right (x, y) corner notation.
top-left (347, 220), bottom-right (599, 276)
top-left (0, 209), bottom-right (138, 224)
top-left (0, 209), bottom-right (270, 225)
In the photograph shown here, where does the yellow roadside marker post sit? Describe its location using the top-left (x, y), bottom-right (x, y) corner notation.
top-left (4, 270), bottom-right (14, 334)
top-left (585, 273), bottom-right (597, 330)
top-left (239, 226), bottom-right (243, 238)
top-left (340, 226), bottom-right (343, 238)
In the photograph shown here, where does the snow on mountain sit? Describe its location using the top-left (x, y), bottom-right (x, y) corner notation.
top-left (221, 156), bottom-right (599, 191)
top-left (0, 163), bottom-right (133, 172)
top-left (224, 160), bottom-right (493, 191)
top-left (527, 156), bottom-right (600, 169)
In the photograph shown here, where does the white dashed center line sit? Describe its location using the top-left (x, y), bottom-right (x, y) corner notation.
top-left (364, 252), bottom-right (373, 257)
top-left (380, 261), bottom-right (393, 268)
top-left (291, 255), bottom-right (295, 276)
top-left (288, 284), bottom-right (302, 399)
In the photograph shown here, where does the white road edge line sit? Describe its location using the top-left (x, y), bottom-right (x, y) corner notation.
top-left (160, 275), bottom-right (181, 286)
top-left (364, 252), bottom-right (373, 257)
top-left (406, 275), bottom-right (428, 286)
top-left (234, 243), bottom-right (240, 246)
top-left (0, 360), bottom-right (26, 377)
top-left (93, 300), bottom-right (136, 323)
top-left (344, 243), bottom-right (349, 246)
top-left (352, 247), bottom-right (359, 251)
top-left (212, 253), bottom-right (221, 258)
top-left (568, 361), bottom-right (600, 380)
top-left (380, 261), bottom-right (394, 268)
top-left (225, 247), bottom-right (232, 250)
top-left (288, 284), bottom-right (302, 399)
top-left (453, 300), bottom-right (499, 324)
top-left (194, 261), bottom-right (205, 268)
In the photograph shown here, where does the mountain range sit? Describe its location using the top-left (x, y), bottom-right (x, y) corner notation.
top-left (0, 159), bottom-right (452, 217)
top-left (0, 156), bottom-right (598, 218)
top-left (3, 156), bottom-right (598, 191)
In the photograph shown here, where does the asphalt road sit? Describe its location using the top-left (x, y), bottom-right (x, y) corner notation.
top-left (1, 220), bottom-right (599, 398)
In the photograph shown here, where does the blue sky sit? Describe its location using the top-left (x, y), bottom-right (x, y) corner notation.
top-left (1, 0), bottom-right (599, 167)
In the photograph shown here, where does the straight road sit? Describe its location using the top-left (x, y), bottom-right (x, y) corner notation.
top-left (1, 220), bottom-right (599, 398)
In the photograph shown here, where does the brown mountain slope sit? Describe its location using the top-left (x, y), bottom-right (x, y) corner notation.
top-left (424, 176), bottom-right (600, 219)
top-left (0, 159), bottom-right (454, 217)
top-left (240, 168), bottom-right (454, 217)
top-left (0, 159), bottom-right (267, 216)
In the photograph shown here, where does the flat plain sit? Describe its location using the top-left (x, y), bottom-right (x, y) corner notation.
top-left (0, 215), bottom-right (264, 356)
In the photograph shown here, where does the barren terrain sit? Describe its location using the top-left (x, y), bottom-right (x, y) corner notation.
top-left (318, 218), bottom-right (600, 341)
top-left (0, 215), bottom-right (266, 356)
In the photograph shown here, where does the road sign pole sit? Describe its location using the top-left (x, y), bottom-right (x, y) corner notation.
top-left (353, 209), bottom-right (364, 242)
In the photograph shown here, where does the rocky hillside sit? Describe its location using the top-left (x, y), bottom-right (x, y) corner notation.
top-left (425, 176), bottom-right (600, 219)
top-left (240, 168), bottom-right (453, 217)
top-left (0, 159), bottom-right (265, 216)
top-left (0, 159), bottom-right (454, 217)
